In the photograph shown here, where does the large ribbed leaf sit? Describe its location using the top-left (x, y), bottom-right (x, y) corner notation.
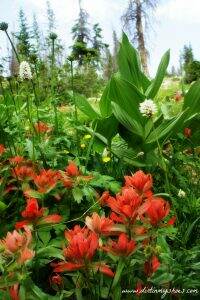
top-left (117, 33), bottom-right (142, 89)
top-left (109, 75), bottom-right (145, 123)
top-left (94, 114), bottom-right (118, 142)
top-left (183, 80), bottom-right (200, 120)
top-left (145, 110), bottom-right (188, 144)
top-left (112, 102), bottom-right (143, 137)
top-left (112, 141), bottom-right (146, 167)
top-left (99, 81), bottom-right (112, 117)
top-left (75, 95), bottom-right (99, 120)
top-left (146, 50), bottom-right (170, 99)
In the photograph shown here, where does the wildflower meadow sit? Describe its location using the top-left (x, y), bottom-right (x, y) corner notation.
top-left (0, 1), bottom-right (200, 299)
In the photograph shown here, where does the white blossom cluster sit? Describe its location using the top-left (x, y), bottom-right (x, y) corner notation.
top-left (139, 99), bottom-right (157, 117)
top-left (19, 61), bottom-right (32, 80)
top-left (178, 189), bottom-right (186, 198)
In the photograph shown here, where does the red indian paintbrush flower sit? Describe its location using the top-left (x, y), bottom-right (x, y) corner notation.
top-left (53, 226), bottom-right (98, 272)
top-left (21, 198), bottom-right (45, 219)
top-left (106, 187), bottom-right (142, 224)
top-left (9, 156), bottom-right (24, 165)
top-left (53, 226), bottom-right (114, 277)
top-left (34, 121), bottom-right (51, 133)
top-left (33, 169), bottom-right (60, 193)
top-left (124, 170), bottom-right (153, 197)
top-left (15, 198), bottom-right (62, 229)
top-left (0, 226), bottom-right (35, 263)
top-left (0, 144), bottom-right (5, 155)
top-left (144, 255), bottom-right (160, 276)
top-left (66, 161), bottom-right (80, 177)
top-left (102, 233), bottom-right (136, 257)
top-left (85, 212), bottom-right (116, 236)
top-left (184, 127), bottom-right (192, 138)
top-left (98, 191), bottom-right (110, 206)
top-left (12, 165), bottom-right (34, 181)
top-left (9, 283), bottom-right (20, 300)
top-left (139, 197), bottom-right (170, 226)
top-left (50, 274), bottom-right (63, 286)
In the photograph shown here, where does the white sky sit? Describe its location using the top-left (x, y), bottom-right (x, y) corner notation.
top-left (1, 0), bottom-right (200, 75)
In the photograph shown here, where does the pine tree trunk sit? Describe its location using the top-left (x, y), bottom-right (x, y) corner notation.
top-left (135, 0), bottom-right (149, 76)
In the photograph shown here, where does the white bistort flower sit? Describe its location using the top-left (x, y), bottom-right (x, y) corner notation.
top-left (139, 99), bottom-right (157, 117)
top-left (178, 189), bottom-right (186, 198)
top-left (19, 61), bottom-right (32, 80)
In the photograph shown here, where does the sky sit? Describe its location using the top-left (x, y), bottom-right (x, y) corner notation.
top-left (1, 0), bottom-right (200, 76)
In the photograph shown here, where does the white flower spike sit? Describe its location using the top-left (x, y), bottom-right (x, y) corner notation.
top-left (19, 61), bottom-right (32, 80)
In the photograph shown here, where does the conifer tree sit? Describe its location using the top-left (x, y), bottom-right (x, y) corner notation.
top-left (32, 14), bottom-right (41, 56)
top-left (16, 9), bottom-right (31, 58)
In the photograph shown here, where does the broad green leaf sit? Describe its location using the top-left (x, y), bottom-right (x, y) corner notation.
top-left (117, 33), bottom-right (148, 91)
top-left (75, 95), bottom-right (99, 120)
top-left (112, 141), bottom-right (146, 167)
top-left (183, 80), bottom-right (200, 120)
top-left (112, 102), bottom-right (143, 137)
top-left (94, 114), bottom-right (118, 143)
top-left (99, 81), bottom-right (112, 117)
top-left (146, 50), bottom-right (170, 99)
top-left (109, 75), bottom-right (145, 123)
top-left (145, 110), bottom-right (188, 144)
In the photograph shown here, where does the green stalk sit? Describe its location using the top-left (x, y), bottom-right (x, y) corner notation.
top-left (75, 287), bottom-right (83, 300)
top-left (5, 30), bottom-right (20, 63)
top-left (152, 120), bottom-right (170, 194)
top-left (85, 123), bottom-right (97, 170)
top-left (26, 94), bottom-right (36, 162)
top-left (70, 59), bottom-right (79, 154)
top-left (51, 38), bottom-right (59, 134)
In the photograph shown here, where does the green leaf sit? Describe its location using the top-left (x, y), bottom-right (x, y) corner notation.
top-left (109, 75), bottom-right (145, 122)
top-left (75, 95), bottom-right (99, 120)
top-left (37, 245), bottom-right (64, 260)
top-left (0, 201), bottom-right (7, 212)
top-left (183, 217), bottom-right (200, 245)
top-left (183, 80), bottom-right (200, 120)
top-left (145, 110), bottom-right (188, 145)
top-left (94, 114), bottom-right (118, 143)
top-left (38, 230), bottom-right (51, 245)
top-left (99, 82), bottom-right (112, 117)
top-left (112, 259), bottom-right (125, 289)
top-left (112, 103), bottom-right (143, 137)
top-left (146, 50), bottom-right (170, 99)
top-left (150, 272), bottom-right (174, 285)
top-left (117, 33), bottom-right (145, 90)
top-left (72, 187), bottom-right (84, 204)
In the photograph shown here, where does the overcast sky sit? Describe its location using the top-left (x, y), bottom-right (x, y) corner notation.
top-left (1, 0), bottom-right (200, 75)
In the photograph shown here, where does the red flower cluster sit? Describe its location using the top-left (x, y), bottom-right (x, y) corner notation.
top-left (53, 225), bottom-right (114, 277)
top-left (9, 156), bottom-right (24, 165)
top-left (12, 165), bottom-right (35, 181)
top-left (33, 169), bottom-right (60, 193)
top-left (15, 198), bottom-right (62, 229)
top-left (102, 171), bottom-right (172, 228)
top-left (34, 121), bottom-right (52, 134)
top-left (144, 255), bottom-right (160, 277)
top-left (0, 144), bottom-right (6, 155)
top-left (102, 233), bottom-right (136, 257)
top-left (0, 226), bottom-right (35, 264)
